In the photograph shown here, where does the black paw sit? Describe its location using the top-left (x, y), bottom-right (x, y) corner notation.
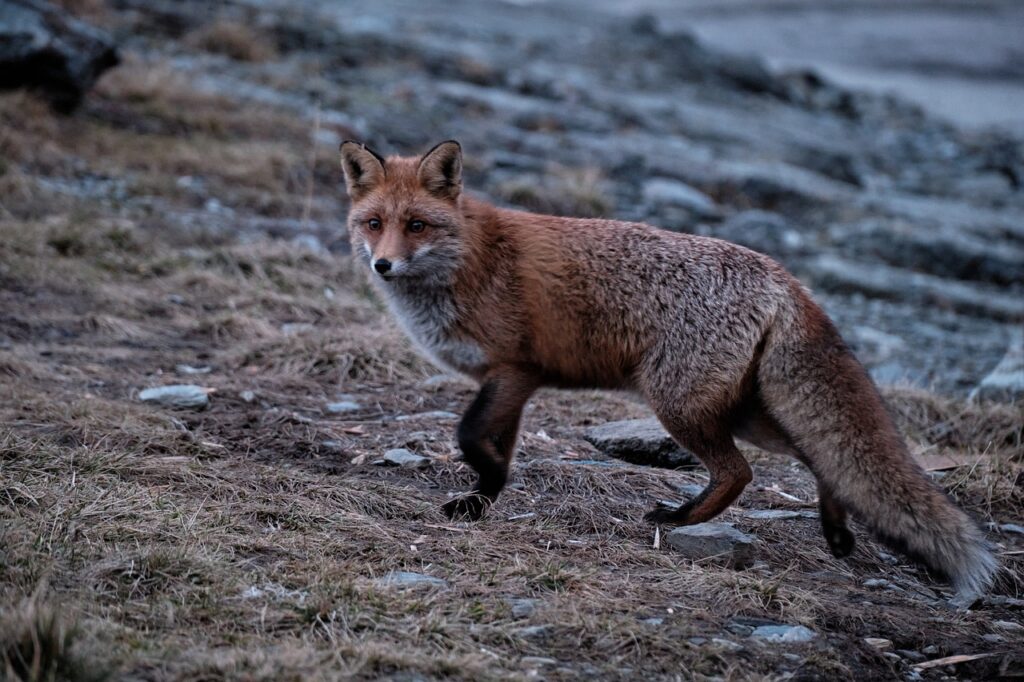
top-left (824, 525), bottom-right (856, 558)
top-left (442, 493), bottom-right (491, 521)
top-left (644, 500), bottom-right (692, 525)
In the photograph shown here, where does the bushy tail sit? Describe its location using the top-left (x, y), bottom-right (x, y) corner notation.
top-left (758, 292), bottom-right (996, 603)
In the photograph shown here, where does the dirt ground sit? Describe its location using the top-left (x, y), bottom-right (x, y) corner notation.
top-left (1, 3), bottom-right (1023, 681)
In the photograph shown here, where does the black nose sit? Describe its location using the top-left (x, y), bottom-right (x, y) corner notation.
top-left (374, 259), bottom-right (391, 274)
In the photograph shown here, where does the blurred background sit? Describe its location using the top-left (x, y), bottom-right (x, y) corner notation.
top-left (2, 1), bottom-right (1023, 679)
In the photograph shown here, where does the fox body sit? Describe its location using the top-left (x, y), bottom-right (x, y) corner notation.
top-left (340, 140), bottom-right (996, 603)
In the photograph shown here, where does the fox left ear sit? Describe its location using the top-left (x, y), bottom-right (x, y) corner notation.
top-left (417, 140), bottom-right (462, 201)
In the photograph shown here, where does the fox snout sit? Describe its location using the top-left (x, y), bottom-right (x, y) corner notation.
top-left (370, 255), bottom-right (407, 279)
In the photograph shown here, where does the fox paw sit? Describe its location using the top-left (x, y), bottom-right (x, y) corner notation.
top-left (823, 525), bottom-right (856, 559)
top-left (442, 493), bottom-right (491, 521)
top-left (644, 500), bottom-right (693, 526)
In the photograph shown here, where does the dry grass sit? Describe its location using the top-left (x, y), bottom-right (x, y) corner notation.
top-left (185, 20), bottom-right (279, 63)
top-left (0, 25), bottom-right (1021, 681)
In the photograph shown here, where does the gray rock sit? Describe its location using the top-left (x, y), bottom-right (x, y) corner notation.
top-left (713, 210), bottom-right (805, 259)
top-left (326, 400), bottom-right (361, 413)
top-left (744, 509), bottom-right (818, 520)
top-left (642, 177), bottom-right (719, 217)
top-left (0, 0), bottom-right (119, 111)
top-left (138, 384), bottom-right (210, 409)
top-left (240, 390), bottom-right (256, 403)
top-left (506, 597), bottom-right (537, 619)
top-left (664, 522), bottom-right (756, 565)
top-left (750, 625), bottom-right (816, 643)
top-left (970, 330), bottom-right (1024, 403)
top-left (993, 620), bottom-right (1024, 633)
top-left (583, 418), bottom-right (696, 469)
top-left (375, 571), bottom-right (447, 589)
top-left (640, 617), bottom-right (663, 626)
top-left (377, 448), bottom-right (430, 468)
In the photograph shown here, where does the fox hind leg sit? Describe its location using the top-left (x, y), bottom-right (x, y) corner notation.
top-left (644, 421), bottom-right (753, 526)
top-left (732, 400), bottom-right (856, 557)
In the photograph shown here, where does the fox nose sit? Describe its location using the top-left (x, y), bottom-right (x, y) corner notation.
top-left (373, 259), bottom-right (391, 275)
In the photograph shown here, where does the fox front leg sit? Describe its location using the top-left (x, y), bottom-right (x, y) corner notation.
top-left (442, 367), bottom-right (538, 521)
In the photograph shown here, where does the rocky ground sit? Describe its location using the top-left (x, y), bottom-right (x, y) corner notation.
top-left (1, 0), bottom-right (1022, 680)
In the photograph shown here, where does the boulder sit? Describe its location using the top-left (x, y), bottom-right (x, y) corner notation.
top-left (0, 0), bottom-right (119, 111)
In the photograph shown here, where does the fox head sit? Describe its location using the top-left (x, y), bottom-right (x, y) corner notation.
top-left (340, 140), bottom-right (465, 283)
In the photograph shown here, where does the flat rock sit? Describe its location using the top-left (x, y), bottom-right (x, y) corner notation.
top-left (664, 522), bottom-right (756, 565)
top-left (642, 177), bottom-right (719, 217)
top-left (376, 448), bottom-right (430, 468)
top-left (583, 418), bottom-right (697, 469)
top-left (0, 0), bottom-right (119, 111)
top-left (375, 571), bottom-right (447, 589)
top-left (138, 384), bottom-right (210, 409)
top-left (751, 625), bottom-right (816, 643)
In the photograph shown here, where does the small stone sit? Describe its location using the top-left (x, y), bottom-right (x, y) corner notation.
top-left (326, 400), bottom-right (361, 413)
top-left (710, 638), bottom-right (743, 652)
top-left (240, 390), bottom-right (256, 403)
top-left (167, 294), bottom-right (187, 305)
top-left (517, 625), bottom-right (551, 639)
top-left (583, 418), bottom-right (696, 468)
top-left (377, 449), bottom-right (430, 468)
top-left (640, 617), bottom-right (663, 626)
top-left (744, 509), bottom-right (818, 520)
top-left (750, 625), bottom-right (816, 643)
top-left (993, 620), bottom-right (1024, 632)
top-left (665, 523), bottom-right (756, 565)
top-left (897, 650), bottom-right (926, 663)
top-left (138, 385), bottom-right (211, 409)
top-left (865, 637), bottom-right (892, 650)
top-left (520, 657), bottom-right (558, 668)
top-left (506, 597), bottom-right (538, 619)
top-left (395, 410), bottom-right (459, 421)
top-left (922, 645), bottom-right (940, 655)
top-left (375, 571), bottom-right (447, 589)
top-left (863, 578), bottom-right (895, 589)
top-left (175, 364), bottom-right (211, 375)
top-left (982, 633), bottom-right (1005, 644)
top-left (281, 322), bottom-right (315, 335)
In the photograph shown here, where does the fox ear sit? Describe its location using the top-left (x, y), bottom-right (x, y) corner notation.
top-left (417, 140), bottom-right (462, 201)
top-left (340, 141), bottom-right (386, 201)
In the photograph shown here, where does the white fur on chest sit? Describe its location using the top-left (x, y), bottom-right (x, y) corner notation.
top-left (383, 285), bottom-right (487, 375)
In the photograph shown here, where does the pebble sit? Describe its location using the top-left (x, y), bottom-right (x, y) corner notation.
top-left (326, 400), bottom-right (361, 413)
top-left (240, 390), bottom-right (256, 403)
top-left (506, 597), bottom-right (538, 619)
top-left (376, 449), bottom-right (430, 468)
top-left (993, 620), bottom-right (1024, 632)
top-left (138, 384), bottom-right (210, 409)
top-left (750, 625), bottom-right (816, 643)
top-left (517, 625), bottom-right (551, 639)
top-left (865, 637), bottom-right (892, 650)
top-left (175, 364), bottom-right (211, 375)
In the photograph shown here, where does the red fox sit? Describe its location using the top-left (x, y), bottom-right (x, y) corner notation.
top-left (339, 140), bottom-right (996, 603)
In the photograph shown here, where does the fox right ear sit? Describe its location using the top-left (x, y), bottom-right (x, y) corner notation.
top-left (339, 141), bottom-right (386, 201)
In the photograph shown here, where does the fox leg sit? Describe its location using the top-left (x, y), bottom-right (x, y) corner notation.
top-left (442, 366), bottom-right (538, 521)
top-left (644, 424), bottom-right (752, 525)
top-left (733, 401), bottom-right (856, 557)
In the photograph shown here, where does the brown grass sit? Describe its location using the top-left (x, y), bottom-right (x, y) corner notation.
top-left (185, 20), bottom-right (278, 63)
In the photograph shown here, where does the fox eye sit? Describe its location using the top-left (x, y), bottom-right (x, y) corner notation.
top-left (408, 219), bottom-right (426, 233)
top-left (367, 219), bottom-right (381, 231)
